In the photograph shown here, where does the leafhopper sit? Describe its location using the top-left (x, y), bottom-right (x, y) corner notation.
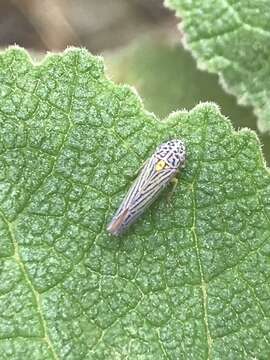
top-left (107, 140), bottom-right (186, 236)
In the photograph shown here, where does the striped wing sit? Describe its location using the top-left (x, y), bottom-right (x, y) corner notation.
top-left (107, 155), bottom-right (176, 235)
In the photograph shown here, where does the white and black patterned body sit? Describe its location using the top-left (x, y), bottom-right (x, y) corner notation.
top-left (107, 139), bottom-right (186, 236)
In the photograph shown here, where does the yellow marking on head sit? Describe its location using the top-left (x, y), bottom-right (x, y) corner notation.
top-left (155, 160), bottom-right (167, 171)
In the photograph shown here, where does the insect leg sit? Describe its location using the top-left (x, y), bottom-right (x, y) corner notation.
top-left (166, 176), bottom-right (179, 205)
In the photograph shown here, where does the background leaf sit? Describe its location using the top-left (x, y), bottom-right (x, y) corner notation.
top-left (106, 36), bottom-right (270, 165)
top-left (166, 0), bottom-right (270, 133)
top-left (0, 48), bottom-right (270, 359)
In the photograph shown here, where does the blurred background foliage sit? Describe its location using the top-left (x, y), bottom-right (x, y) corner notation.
top-left (1, 0), bottom-right (269, 163)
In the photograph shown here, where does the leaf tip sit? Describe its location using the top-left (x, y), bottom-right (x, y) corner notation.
top-left (1, 45), bottom-right (34, 65)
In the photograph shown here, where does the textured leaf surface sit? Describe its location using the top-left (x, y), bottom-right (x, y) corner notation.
top-left (106, 37), bottom-right (255, 121)
top-left (106, 37), bottom-right (270, 165)
top-left (0, 48), bottom-right (270, 359)
top-left (166, 0), bottom-right (270, 132)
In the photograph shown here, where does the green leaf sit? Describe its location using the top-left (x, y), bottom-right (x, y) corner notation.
top-left (106, 36), bottom-right (255, 121)
top-left (106, 37), bottom-right (270, 165)
top-left (0, 47), bottom-right (270, 359)
top-left (166, 0), bottom-right (270, 133)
